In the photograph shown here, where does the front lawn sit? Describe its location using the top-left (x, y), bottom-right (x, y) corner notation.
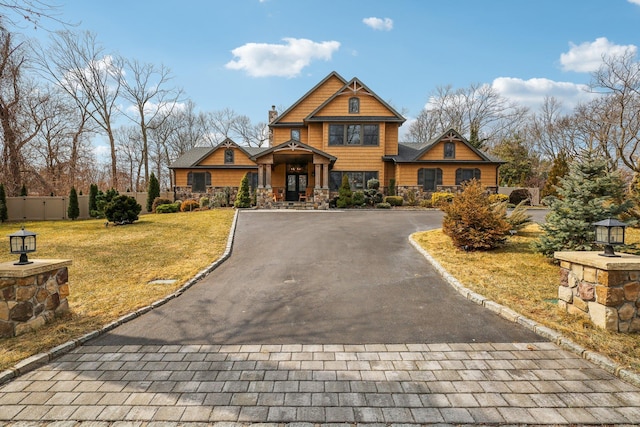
top-left (0, 209), bottom-right (235, 371)
top-left (413, 224), bottom-right (640, 374)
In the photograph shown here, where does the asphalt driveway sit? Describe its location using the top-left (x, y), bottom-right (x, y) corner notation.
top-left (91, 210), bottom-right (543, 346)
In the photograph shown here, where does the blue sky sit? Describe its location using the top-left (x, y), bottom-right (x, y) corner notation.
top-left (17, 0), bottom-right (640, 142)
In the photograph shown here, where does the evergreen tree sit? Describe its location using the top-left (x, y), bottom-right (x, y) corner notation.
top-left (67, 187), bottom-right (80, 220)
top-left (234, 173), bottom-right (251, 208)
top-left (541, 151), bottom-right (570, 199)
top-left (0, 184), bottom-right (7, 222)
top-left (146, 172), bottom-right (160, 212)
top-left (534, 154), bottom-right (633, 257)
top-left (19, 184), bottom-right (27, 196)
top-left (104, 195), bottom-right (142, 224)
top-left (336, 175), bottom-right (353, 208)
top-left (89, 184), bottom-right (98, 215)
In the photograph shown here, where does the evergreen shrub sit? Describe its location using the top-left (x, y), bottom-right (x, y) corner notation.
top-left (431, 192), bottom-right (454, 206)
top-left (146, 172), bottom-right (160, 212)
top-left (104, 195), bottom-right (142, 224)
top-left (441, 179), bottom-right (511, 251)
top-left (180, 199), bottom-right (199, 212)
top-left (352, 191), bottom-right (365, 206)
top-left (234, 174), bottom-right (251, 208)
top-left (68, 187), bottom-right (80, 220)
top-left (376, 202), bottom-right (392, 209)
top-left (384, 196), bottom-right (403, 206)
top-left (152, 197), bottom-right (173, 212)
top-left (156, 203), bottom-right (180, 214)
top-left (336, 175), bottom-right (352, 208)
top-left (509, 188), bottom-right (531, 205)
top-left (488, 193), bottom-right (509, 204)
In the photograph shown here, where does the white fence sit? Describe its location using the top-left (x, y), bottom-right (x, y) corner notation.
top-left (5, 192), bottom-right (174, 221)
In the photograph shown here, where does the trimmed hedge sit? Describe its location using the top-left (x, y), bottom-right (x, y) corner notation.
top-left (384, 196), bottom-right (404, 206)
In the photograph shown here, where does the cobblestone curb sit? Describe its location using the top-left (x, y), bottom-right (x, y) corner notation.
top-left (409, 234), bottom-right (640, 388)
top-left (0, 209), bottom-right (240, 386)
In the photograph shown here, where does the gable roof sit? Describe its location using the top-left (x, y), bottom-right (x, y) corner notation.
top-left (169, 138), bottom-right (267, 168)
top-left (385, 128), bottom-right (504, 164)
top-left (270, 71), bottom-right (348, 126)
top-left (305, 77), bottom-right (405, 124)
top-left (250, 139), bottom-right (336, 162)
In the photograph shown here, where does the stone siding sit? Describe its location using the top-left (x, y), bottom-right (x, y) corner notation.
top-left (556, 253), bottom-right (640, 333)
top-left (0, 261), bottom-right (71, 337)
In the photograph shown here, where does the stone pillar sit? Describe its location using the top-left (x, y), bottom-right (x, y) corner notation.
top-left (554, 251), bottom-right (640, 333)
top-left (265, 165), bottom-right (272, 189)
top-left (315, 164), bottom-right (322, 189)
top-left (258, 164), bottom-right (264, 188)
top-left (0, 259), bottom-right (72, 338)
top-left (323, 164), bottom-right (329, 189)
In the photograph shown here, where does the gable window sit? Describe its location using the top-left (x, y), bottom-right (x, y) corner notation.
top-left (455, 168), bottom-right (481, 185)
top-left (224, 149), bottom-right (234, 164)
top-left (418, 168), bottom-right (443, 191)
top-left (329, 171), bottom-right (378, 191)
top-left (444, 142), bottom-right (455, 159)
top-left (187, 171), bottom-right (211, 192)
top-left (349, 97), bottom-right (360, 113)
top-left (328, 124), bottom-right (379, 146)
top-left (291, 129), bottom-right (300, 140)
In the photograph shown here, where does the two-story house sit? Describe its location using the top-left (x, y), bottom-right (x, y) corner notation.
top-left (169, 71), bottom-right (502, 208)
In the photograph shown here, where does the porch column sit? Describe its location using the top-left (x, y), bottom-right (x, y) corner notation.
top-left (322, 164), bottom-right (329, 189)
top-left (258, 164), bottom-right (264, 188)
top-left (265, 164), bottom-right (272, 189)
top-left (315, 164), bottom-right (322, 189)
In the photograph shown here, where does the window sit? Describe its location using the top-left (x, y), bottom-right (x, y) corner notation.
top-left (455, 168), bottom-right (481, 185)
top-left (418, 168), bottom-right (443, 191)
top-left (444, 142), bottom-right (455, 159)
top-left (248, 172), bottom-right (258, 190)
top-left (349, 97), bottom-right (360, 113)
top-left (291, 129), bottom-right (300, 140)
top-left (329, 171), bottom-right (378, 191)
top-left (328, 124), bottom-right (379, 146)
top-left (224, 149), bottom-right (234, 164)
top-left (187, 171), bottom-right (211, 192)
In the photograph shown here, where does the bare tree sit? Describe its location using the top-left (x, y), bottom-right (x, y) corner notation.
top-left (114, 125), bottom-right (143, 191)
top-left (119, 58), bottom-right (182, 186)
top-left (38, 30), bottom-right (123, 188)
top-left (0, 26), bottom-right (49, 195)
top-left (0, 0), bottom-right (67, 29)
top-left (407, 83), bottom-right (528, 149)
top-left (587, 49), bottom-right (640, 173)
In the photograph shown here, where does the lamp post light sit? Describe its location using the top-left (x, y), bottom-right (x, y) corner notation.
top-left (9, 226), bottom-right (37, 265)
top-left (593, 218), bottom-right (627, 257)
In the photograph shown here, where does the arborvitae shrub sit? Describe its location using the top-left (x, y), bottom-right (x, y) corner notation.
top-left (19, 184), bottom-right (27, 196)
top-left (180, 199), bottom-right (199, 212)
top-left (89, 184), bottom-right (98, 216)
top-left (68, 187), bottom-right (80, 220)
top-left (441, 179), bottom-right (511, 251)
top-left (104, 195), bottom-right (142, 224)
top-left (388, 178), bottom-right (396, 196)
top-left (234, 174), bottom-right (251, 208)
top-left (406, 189), bottom-right (417, 206)
top-left (0, 184), bottom-right (7, 222)
top-left (336, 175), bottom-right (352, 208)
top-left (146, 172), bottom-right (160, 212)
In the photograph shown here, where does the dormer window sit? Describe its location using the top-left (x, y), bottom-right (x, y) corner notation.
top-left (349, 97), bottom-right (360, 114)
top-left (444, 142), bottom-right (455, 159)
top-left (224, 148), bottom-right (234, 164)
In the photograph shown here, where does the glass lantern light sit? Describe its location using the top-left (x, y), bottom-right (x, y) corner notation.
top-left (9, 226), bottom-right (37, 265)
top-left (593, 218), bottom-right (627, 257)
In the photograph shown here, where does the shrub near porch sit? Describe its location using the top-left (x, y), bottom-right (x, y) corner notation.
top-left (0, 209), bottom-right (234, 371)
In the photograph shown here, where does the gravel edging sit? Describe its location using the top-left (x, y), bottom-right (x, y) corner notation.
top-left (409, 233), bottom-right (640, 389)
top-left (0, 209), bottom-right (240, 386)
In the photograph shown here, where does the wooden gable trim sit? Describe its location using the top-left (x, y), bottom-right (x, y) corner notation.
top-left (305, 77), bottom-right (406, 124)
top-left (251, 139), bottom-right (336, 162)
top-left (414, 128), bottom-right (493, 163)
top-left (270, 71), bottom-right (347, 125)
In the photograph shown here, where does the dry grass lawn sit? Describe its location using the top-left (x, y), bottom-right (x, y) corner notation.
top-left (0, 209), bottom-right (235, 371)
top-left (413, 224), bottom-right (640, 374)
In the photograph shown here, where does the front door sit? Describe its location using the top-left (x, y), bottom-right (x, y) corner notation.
top-left (286, 174), bottom-right (307, 201)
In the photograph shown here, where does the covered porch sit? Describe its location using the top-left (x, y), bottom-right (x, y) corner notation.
top-left (252, 141), bottom-right (335, 209)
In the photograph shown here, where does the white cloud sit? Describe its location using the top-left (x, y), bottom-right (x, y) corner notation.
top-left (125, 101), bottom-right (187, 117)
top-left (559, 37), bottom-right (637, 73)
top-left (628, 0), bottom-right (640, 5)
top-left (492, 77), bottom-right (597, 112)
top-left (225, 38), bottom-right (340, 78)
top-left (362, 17), bottom-right (393, 31)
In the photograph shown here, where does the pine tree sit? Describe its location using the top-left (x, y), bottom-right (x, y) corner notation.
top-left (146, 172), bottom-right (160, 212)
top-left (541, 151), bottom-right (570, 199)
top-left (68, 187), bottom-right (80, 220)
top-left (234, 173), bottom-right (251, 208)
top-left (534, 154), bottom-right (633, 257)
top-left (0, 184), bottom-right (7, 222)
